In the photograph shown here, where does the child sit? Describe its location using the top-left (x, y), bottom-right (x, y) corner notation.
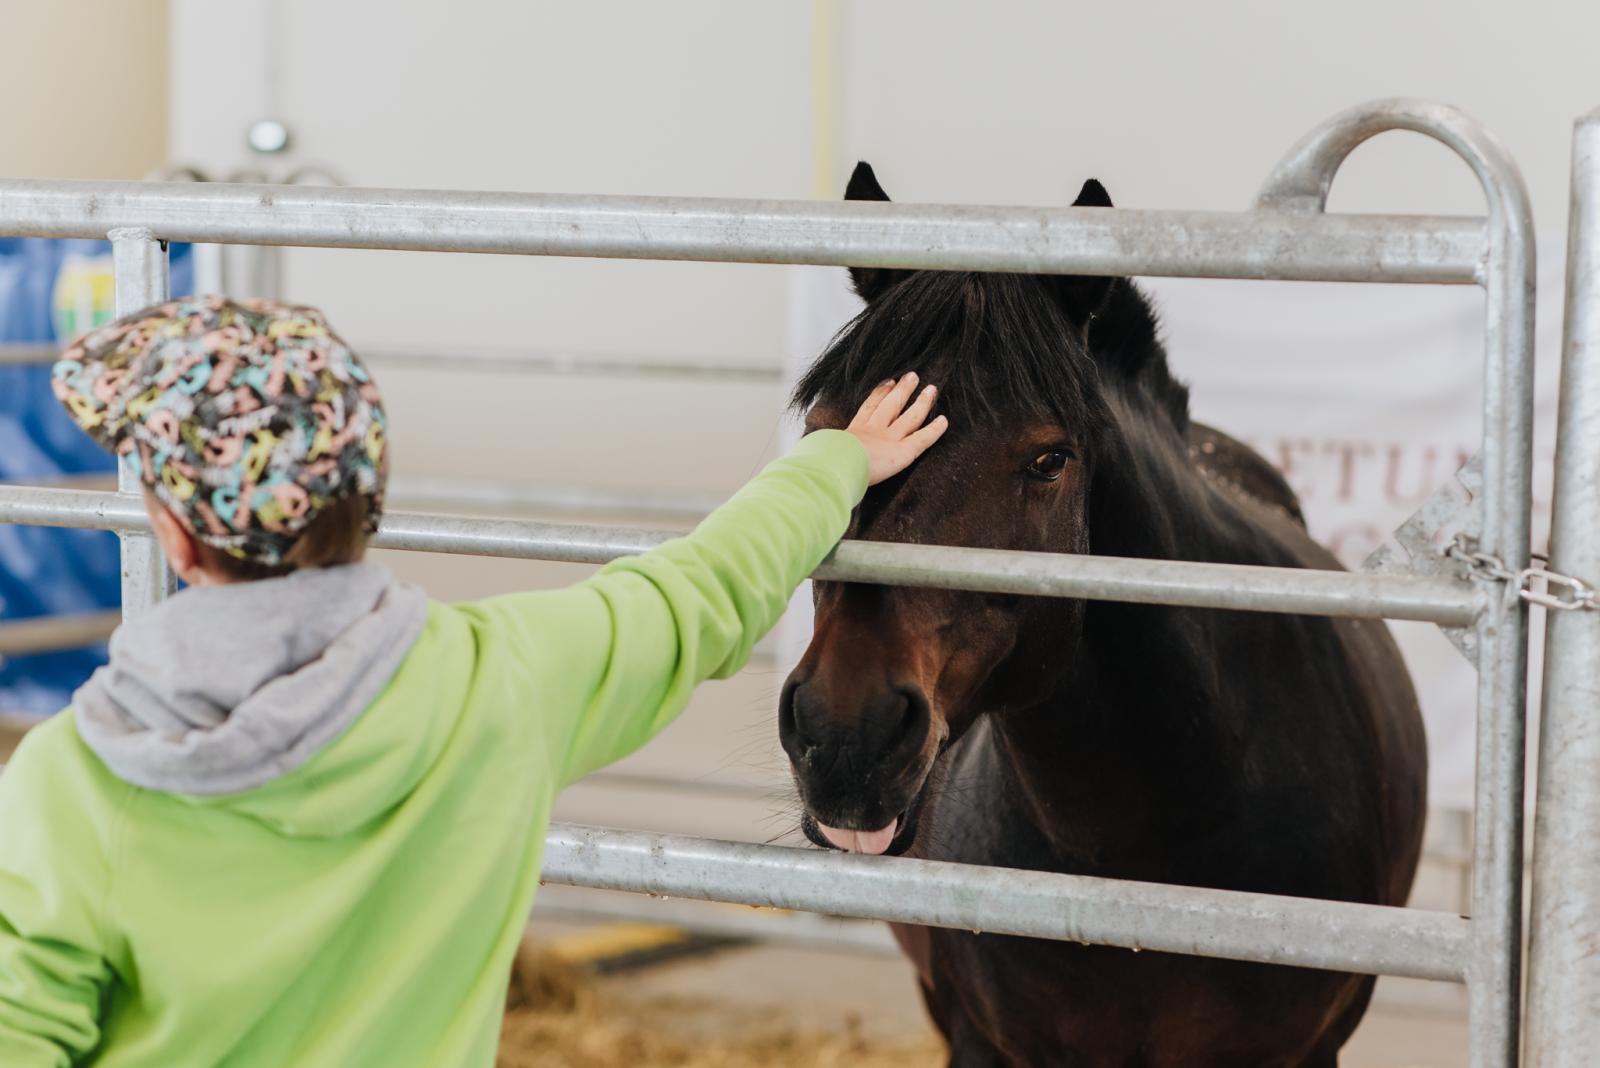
top-left (0, 297), bottom-right (945, 1067)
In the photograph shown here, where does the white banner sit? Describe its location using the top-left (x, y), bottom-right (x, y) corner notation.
top-left (780, 246), bottom-right (1565, 811)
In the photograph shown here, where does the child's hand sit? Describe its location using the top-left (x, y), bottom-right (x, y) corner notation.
top-left (847, 372), bottom-right (949, 486)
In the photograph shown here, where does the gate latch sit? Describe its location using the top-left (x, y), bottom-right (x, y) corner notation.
top-left (1445, 535), bottom-right (1599, 612)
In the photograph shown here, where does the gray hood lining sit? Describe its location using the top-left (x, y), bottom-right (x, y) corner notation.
top-left (74, 562), bottom-right (429, 796)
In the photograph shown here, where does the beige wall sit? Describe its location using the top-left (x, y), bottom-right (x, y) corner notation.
top-left (0, 1), bottom-right (167, 179)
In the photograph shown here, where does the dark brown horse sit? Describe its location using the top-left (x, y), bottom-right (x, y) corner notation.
top-left (777, 164), bottom-right (1426, 1067)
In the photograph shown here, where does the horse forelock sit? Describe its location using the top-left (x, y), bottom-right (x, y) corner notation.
top-left (792, 271), bottom-right (1113, 436)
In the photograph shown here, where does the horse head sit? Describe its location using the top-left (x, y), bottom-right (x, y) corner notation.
top-left (779, 162), bottom-right (1185, 857)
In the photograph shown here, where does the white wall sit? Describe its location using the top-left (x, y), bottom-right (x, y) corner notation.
top-left (164, 0), bottom-right (1594, 822)
top-left (164, 0), bottom-right (1600, 505)
top-left (171, 1), bottom-right (813, 511)
top-left (834, 0), bottom-right (1593, 221)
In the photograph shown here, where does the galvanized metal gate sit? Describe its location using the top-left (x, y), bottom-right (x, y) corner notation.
top-left (0, 97), bottom-right (1577, 1066)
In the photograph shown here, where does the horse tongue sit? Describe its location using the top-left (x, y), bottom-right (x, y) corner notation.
top-left (817, 819), bottom-right (899, 855)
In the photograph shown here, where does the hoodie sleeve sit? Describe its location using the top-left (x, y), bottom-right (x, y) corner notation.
top-left (0, 721), bottom-right (124, 1068)
top-left (464, 429), bottom-right (868, 787)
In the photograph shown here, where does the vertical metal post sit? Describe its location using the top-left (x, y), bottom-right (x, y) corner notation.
top-left (109, 227), bottom-right (175, 620)
top-left (1468, 181), bottom-right (1536, 1068)
top-left (1525, 108), bottom-right (1600, 1067)
top-left (1256, 99), bottom-right (1536, 1068)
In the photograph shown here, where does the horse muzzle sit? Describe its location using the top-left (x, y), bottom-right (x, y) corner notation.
top-left (779, 675), bottom-right (943, 857)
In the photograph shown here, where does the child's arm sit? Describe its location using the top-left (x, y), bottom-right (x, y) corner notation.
top-left (0, 728), bottom-right (121, 1067)
top-left (465, 374), bottom-right (945, 786)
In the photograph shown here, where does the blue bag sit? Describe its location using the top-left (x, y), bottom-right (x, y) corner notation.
top-left (0, 240), bottom-right (194, 713)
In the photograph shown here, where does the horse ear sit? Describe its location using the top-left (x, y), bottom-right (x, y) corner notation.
top-left (1073, 178), bottom-right (1114, 208)
top-left (846, 161), bottom-right (892, 203)
top-left (1049, 178), bottom-right (1117, 324)
top-left (844, 161), bottom-right (912, 303)
top-left (1078, 276), bottom-right (1166, 382)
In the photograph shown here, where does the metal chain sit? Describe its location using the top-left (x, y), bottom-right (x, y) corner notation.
top-left (1445, 534), bottom-right (1598, 611)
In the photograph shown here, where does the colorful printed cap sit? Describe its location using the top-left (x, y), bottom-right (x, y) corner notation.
top-left (52, 296), bottom-right (388, 565)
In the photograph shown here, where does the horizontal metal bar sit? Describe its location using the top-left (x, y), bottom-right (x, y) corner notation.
top-left (368, 511), bottom-right (1486, 625)
top-left (5, 474), bottom-right (715, 524)
top-left (366, 347), bottom-right (783, 382)
top-left (0, 487), bottom-right (1482, 625)
top-left (533, 883), bottom-right (900, 956)
top-left (0, 610), bottom-right (119, 656)
top-left (818, 539), bottom-right (1480, 625)
top-left (0, 342), bottom-right (786, 382)
top-left (0, 487), bottom-right (149, 532)
top-left (0, 178), bottom-right (1486, 283)
top-left (540, 823), bottom-right (1469, 981)
top-left (0, 344), bottom-right (53, 367)
top-left (537, 880), bottom-right (1461, 1016)
top-left (387, 477), bottom-right (717, 523)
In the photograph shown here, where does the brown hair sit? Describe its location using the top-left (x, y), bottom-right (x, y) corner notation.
top-left (197, 494), bottom-right (372, 581)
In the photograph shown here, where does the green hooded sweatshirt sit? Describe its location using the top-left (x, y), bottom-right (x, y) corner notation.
top-left (0, 429), bottom-right (868, 1068)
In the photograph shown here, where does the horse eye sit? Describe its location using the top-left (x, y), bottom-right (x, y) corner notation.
top-left (1025, 449), bottom-right (1072, 482)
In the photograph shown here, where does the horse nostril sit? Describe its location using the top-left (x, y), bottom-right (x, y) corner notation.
top-left (779, 677), bottom-right (820, 753)
top-left (890, 686), bottom-right (931, 755)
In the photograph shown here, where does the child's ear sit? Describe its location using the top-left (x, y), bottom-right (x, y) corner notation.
top-left (145, 494), bottom-right (208, 586)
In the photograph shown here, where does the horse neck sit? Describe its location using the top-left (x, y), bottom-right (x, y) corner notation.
top-left (987, 388), bottom-right (1273, 872)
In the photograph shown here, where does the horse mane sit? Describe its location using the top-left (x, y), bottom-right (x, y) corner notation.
top-left (792, 268), bottom-right (1190, 436)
